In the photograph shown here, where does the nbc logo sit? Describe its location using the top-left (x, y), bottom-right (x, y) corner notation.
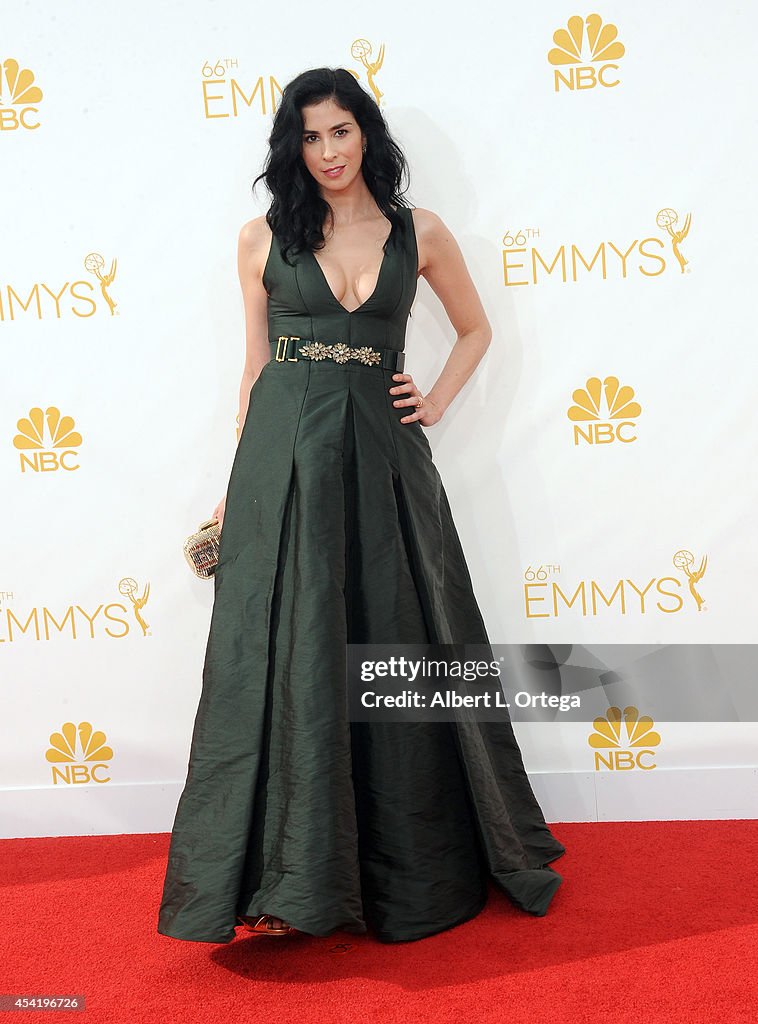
top-left (567, 376), bottom-right (642, 445)
top-left (46, 722), bottom-right (113, 784)
top-left (13, 407), bottom-right (82, 472)
top-left (547, 14), bottom-right (625, 91)
top-left (589, 705), bottom-right (661, 770)
top-left (0, 57), bottom-right (43, 130)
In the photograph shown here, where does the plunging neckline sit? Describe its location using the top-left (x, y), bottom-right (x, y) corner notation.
top-left (307, 215), bottom-right (397, 315)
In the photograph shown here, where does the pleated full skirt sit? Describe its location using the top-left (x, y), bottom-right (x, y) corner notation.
top-left (157, 358), bottom-right (565, 944)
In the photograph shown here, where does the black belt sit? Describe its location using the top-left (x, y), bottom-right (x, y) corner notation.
top-left (269, 335), bottom-right (405, 372)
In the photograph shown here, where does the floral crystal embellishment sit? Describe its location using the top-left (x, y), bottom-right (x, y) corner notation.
top-left (330, 343), bottom-right (353, 364)
top-left (354, 346), bottom-right (382, 365)
top-left (298, 342), bottom-right (383, 365)
top-left (298, 341), bottom-right (332, 361)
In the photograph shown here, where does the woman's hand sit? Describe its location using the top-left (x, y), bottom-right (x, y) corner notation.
top-left (212, 494), bottom-right (227, 531)
top-left (389, 372), bottom-right (443, 427)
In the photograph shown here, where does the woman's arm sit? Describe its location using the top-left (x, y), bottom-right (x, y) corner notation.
top-left (236, 216), bottom-right (274, 438)
top-left (404, 207), bottom-right (492, 424)
top-left (212, 217), bottom-right (272, 527)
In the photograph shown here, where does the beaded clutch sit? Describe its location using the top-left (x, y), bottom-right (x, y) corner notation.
top-left (183, 518), bottom-right (220, 579)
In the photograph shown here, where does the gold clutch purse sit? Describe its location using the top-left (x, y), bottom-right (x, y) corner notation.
top-left (183, 518), bottom-right (221, 579)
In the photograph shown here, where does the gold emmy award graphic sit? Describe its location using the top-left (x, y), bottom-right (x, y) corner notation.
top-left (118, 577), bottom-right (150, 635)
top-left (673, 548), bottom-right (707, 611)
top-left (84, 252), bottom-right (118, 315)
top-left (350, 39), bottom-right (384, 105)
top-left (656, 208), bottom-right (691, 273)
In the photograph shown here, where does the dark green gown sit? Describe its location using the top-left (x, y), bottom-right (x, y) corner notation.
top-left (157, 205), bottom-right (565, 944)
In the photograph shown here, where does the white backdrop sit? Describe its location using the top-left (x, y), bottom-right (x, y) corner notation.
top-left (2, 1), bottom-right (757, 837)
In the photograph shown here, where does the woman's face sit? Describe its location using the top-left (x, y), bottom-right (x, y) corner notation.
top-left (300, 97), bottom-right (365, 194)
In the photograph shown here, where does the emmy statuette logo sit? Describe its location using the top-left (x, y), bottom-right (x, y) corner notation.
top-left (656, 208), bottom-right (692, 273)
top-left (119, 577), bottom-right (151, 636)
top-left (349, 39), bottom-right (385, 106)
top-left (84, 252), bottom-right (118, 315)
top-left (672, 549), bottom-right (707, 612)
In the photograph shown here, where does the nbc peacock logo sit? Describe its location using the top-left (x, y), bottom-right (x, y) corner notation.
top-left (0, 57), bottom-right (43, 130)
top-left (46, 721), bottom-right (114, 785)
top-left (589, 705), bottom-right (661, 771)
top-left (13, 407), bottom-right (82, 473)
top-left (567, 376), bottom-right (642, 445)
top-left (547, 14), bottom-right (625, 91)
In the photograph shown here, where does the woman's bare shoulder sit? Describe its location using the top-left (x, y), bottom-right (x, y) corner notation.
top-left (238, 215), bottom-right (273, 279)
top-left (409, 207), bottom-right (452, 273)
top-left (409, 206), bottom-right (448, 239)
top-left (239, 214), bottom-right (272, 249)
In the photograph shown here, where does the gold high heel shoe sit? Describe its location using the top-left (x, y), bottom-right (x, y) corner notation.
top-left (237, 913), bottom-right (298, 936)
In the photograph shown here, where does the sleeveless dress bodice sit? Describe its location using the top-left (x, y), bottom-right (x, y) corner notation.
top-left (262, 204), bottom-right (418, 351)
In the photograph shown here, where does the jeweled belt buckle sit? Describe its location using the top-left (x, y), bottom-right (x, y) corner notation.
top-left (275, 335), bottom-right (300, 362)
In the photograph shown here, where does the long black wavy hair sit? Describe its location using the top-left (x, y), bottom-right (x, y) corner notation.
top-left (252, 67), bottom-right (412, 266)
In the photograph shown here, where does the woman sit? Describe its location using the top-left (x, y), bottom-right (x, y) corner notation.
top-left (157, 67), bottom-right (565, 945)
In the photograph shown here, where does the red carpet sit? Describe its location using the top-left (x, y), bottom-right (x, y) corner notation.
top-left (4, 821), bottom-right (758, 1023)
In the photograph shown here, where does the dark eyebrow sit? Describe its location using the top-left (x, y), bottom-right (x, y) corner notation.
top-left (302, 121), bottom-right (352, 135)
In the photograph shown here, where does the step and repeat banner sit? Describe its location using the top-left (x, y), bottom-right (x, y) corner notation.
top-left (2, 1), bottom-right (756, 836)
